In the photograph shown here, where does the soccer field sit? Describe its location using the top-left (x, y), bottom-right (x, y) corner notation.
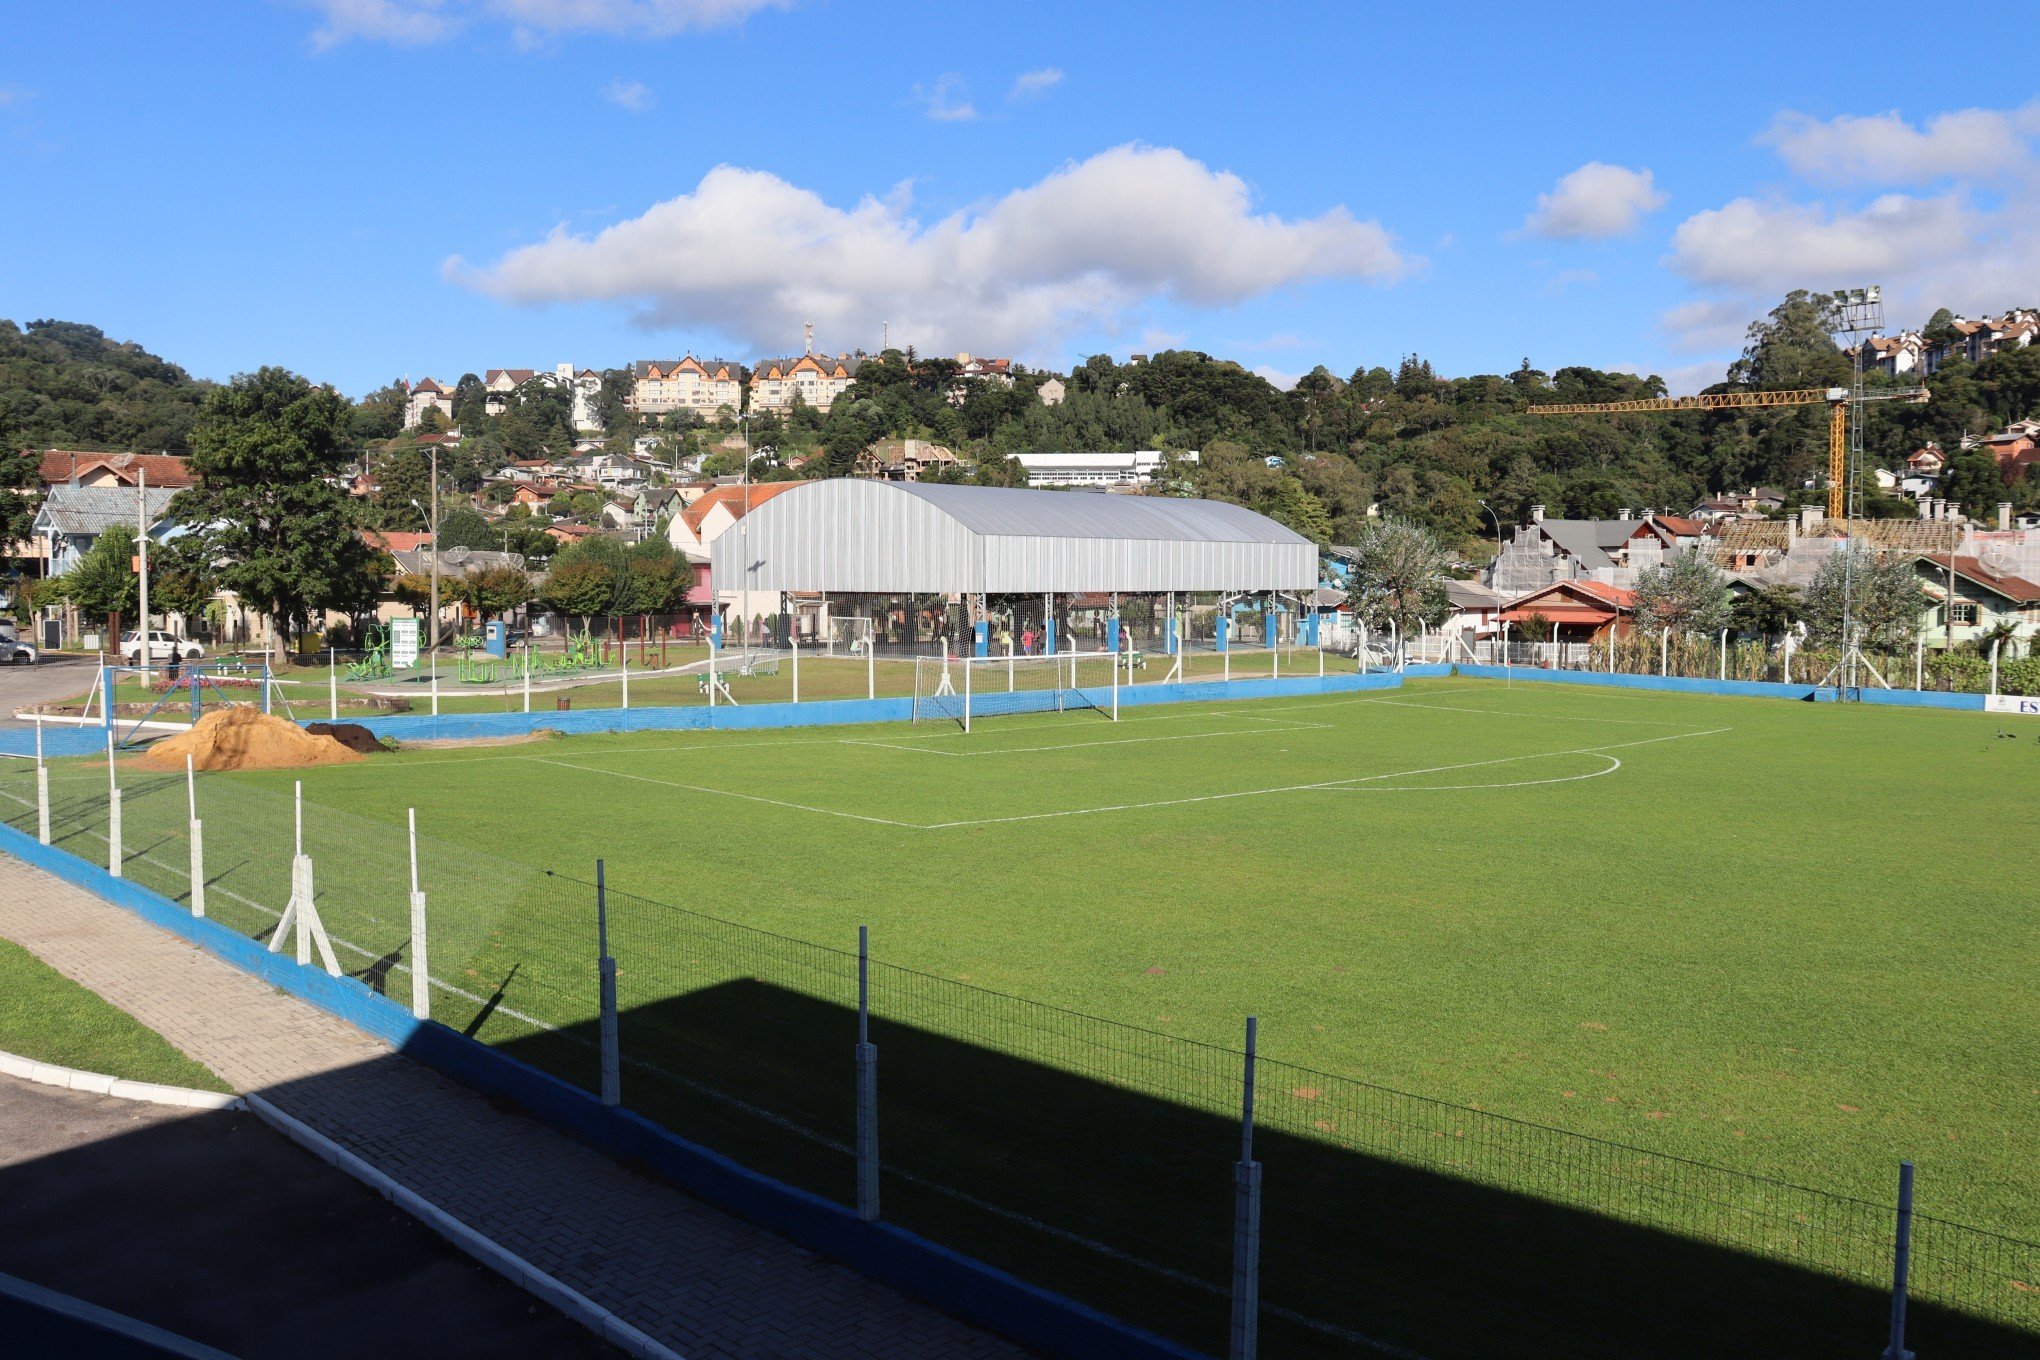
top-left (13, 676), bottom-right (2038, 1357)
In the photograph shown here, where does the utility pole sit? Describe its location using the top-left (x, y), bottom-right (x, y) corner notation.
top-left (428, 444), bottom-right (440, 656)
top-left (136, 467), bottom-right (150, 682)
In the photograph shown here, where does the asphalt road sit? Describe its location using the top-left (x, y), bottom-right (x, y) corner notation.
top-left (0, 653), bottom-right (97, 723)
top-left (0, 1080), bottom-right (619, 1359)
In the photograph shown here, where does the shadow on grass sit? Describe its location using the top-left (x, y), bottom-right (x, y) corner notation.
top-left (491, 979), bottom-right (2036, 1360)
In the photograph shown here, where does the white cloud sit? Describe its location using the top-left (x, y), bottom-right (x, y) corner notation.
top-left (303, 0), bottom-right (785, 47)
top-left (915, 73), bottom-right (977, 122)
top-left (1010, 68), bottom-right (1063, 100)
top-left (1662, 99), bottom-right (2040, 349)
top-left (602, 77), bottom-right (655, 112)
top-left (1611, 358), bottom-right (1727, 399)
top-left (1253, 365), bottom-right (1301, 391)
top-left (1523, 162), bottom-right (1667, 240)
top-left (449, 144), bottom-right (1411, 360)
top-left (1545, 267), bottom-right (1597, 296)
top-left (1760, 105), bottom-right (2040, 185)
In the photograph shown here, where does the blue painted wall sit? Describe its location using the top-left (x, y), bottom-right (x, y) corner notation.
top-left (1435, 664), bottom-right (1987, 711)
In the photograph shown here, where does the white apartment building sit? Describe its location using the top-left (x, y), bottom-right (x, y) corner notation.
top-left (403, 378), bottom-right (455, 429)
top-left (629, 357), bottom-right (743, 418)
top-left (1011, 449), bottom-right (1193, 488)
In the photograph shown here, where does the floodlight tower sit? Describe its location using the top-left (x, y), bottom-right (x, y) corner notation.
top-left (1825, 286), bottom-right (1885, 694)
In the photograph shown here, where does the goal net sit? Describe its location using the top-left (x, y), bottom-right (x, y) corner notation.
top-left (910, 652), bottom-right (1123, 727)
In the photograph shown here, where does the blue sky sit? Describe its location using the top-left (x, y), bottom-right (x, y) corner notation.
top-left (4, 1), bottom-right (2037, 398)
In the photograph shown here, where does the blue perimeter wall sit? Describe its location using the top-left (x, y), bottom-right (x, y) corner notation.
top-left (0, 820), bottom-right (1201, 1360)
top-left (1403, 663), bottom-right (1988, 711)
top-left (348, 669), bottom-right (1406, 743)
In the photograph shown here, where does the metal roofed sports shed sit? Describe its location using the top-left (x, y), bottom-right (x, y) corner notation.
top-left (711, 479), bottom-right (1318, 595)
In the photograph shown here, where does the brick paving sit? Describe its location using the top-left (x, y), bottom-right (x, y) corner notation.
top-left (0, 854), bottom-right (1032, 1360)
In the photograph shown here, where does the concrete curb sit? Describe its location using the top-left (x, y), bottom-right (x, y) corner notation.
top-left (0, 1047), bottom-right (242, 1111)
top-left (243, 1093), bottom-right (686, 1360)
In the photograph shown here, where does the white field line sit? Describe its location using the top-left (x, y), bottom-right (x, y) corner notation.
top-left (1360, 697), bottom-right (1720, 729)
top-left (843, 719), bottom-right (1334, 759)
top-left (521, 756), bottom-right (927, 830)
top-left (1329, 752), bottom-right (1621, 792)
top-left (917, 727), bottom-right (1730, 829)
top-left (0, 787), bottom-right (1426, 1357)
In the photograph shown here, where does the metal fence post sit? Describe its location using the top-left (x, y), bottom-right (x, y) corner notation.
top-left (34, 716), bottom-right (49, 846)
top-left (856, 924), bottom-right (880, 1222)
top-left (791, 634), bottom-right (800, 703)
top-left (1229, 1015), bottom-right (1262, 1360)
top-left (105, 730), bottom-right (122, 878)
top-left (597, 859), bottom-right (620, 1107)
top-left (186, 755), bottom-right (205, 918)
top-left (328, 646), bottom-right (339, 721)
top-left (408, 807), bottom-right (429, 1022)
top-left (1883, 1160), bottom-right (1915, 1360)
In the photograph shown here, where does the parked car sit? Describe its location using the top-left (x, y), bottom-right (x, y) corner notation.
top-left (119, 630), bottom-right (205, 662)
top-left (0, 639), bottom-right (36, 666)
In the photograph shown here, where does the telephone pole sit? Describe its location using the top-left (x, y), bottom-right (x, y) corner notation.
top-left (428, 445), bottom-right (440, 655)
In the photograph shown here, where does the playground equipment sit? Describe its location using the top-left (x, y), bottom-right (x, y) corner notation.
top-left (347, 626), bottom-right (393, 682)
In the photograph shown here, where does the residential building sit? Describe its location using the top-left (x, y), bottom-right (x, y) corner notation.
top-left (1498, 579), bottom-right (1637, 643)
top-left (35, 451), bottom-right (195, 489)
top-left (32, 484), bottom-right (178, 575)
top-left (404, 378), bottom-right (455, 428)
top-left (749, 352), bottom-right (862, 412)
top-left (628, 357), bottom-right (743, 417)
top-left (1916, 553), bottom-right (2040, 651)
top-left (952, 353), bottom-right (1014, 384)
top-left (1010, 449), bottom-right (1190, 488)
top-left (1486, 507), bottom-right (1681, 595)
top-left (1037, 377), bottom-right (1067, 407)
top-left (1984, 420), bottom-right (2040, 478)
top-left (853, 438), bottom-right (960, 482)
top-left (1858, 309), bottom-right (2040, 377)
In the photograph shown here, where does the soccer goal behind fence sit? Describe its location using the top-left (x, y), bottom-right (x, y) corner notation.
top-left (910, 652), bottom-right (1126, 728)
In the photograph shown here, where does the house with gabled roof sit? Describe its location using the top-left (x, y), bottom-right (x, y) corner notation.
top-left (1915, 552), bottom-right (2040, 650)
top-left (36, 451), bottom-right (196, 490)
top-left (1498, 579), bottom-right (1638, 644)
top-left (749, 351), bottom-right (862, 412)
top-left (628, 356), bottom-right (743, 417)
top-left (404, 378), bottom-right (455, 429)
top-left (1488, 506), bottom-right (1678, 595)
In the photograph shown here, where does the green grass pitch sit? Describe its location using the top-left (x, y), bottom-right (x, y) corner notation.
top-left (10, 676), bottom-right (2035, 1356)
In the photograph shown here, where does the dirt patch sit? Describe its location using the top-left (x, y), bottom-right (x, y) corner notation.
top-left (393, 730), bottom-right (562, 750)
top-left (304, 721), bottom-right (387, 754)
top-left (136, 705), bottom-right (361, 772)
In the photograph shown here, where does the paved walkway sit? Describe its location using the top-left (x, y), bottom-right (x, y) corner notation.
top-left (1, 1080), bottom-right (618, 1359)
top-left (0, 855), bottom-right (1031, 1360)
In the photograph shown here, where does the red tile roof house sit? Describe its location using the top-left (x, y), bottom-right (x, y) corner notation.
top-left (36, 450), bottom-right (196, 489)
top-left (1499, 580), bottom-right (1638, 643)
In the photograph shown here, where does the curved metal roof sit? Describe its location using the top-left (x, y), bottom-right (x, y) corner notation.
top-left (709, 479), bottom-right (1317, 595)
top-left (888, 482), bottom-right (1312, 546)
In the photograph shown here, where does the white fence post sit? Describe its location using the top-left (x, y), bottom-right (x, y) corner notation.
top-left (1914, 635), bottom-right (1924, 692)
top-left (1660, 627), bottom-right (1670, 677)
top-left (329, 646), bottom-right (339, 721)
top-left (105, 730), bottom-right (122, 878)
top-left (1229, 1015), bottom-right (1263, 1360)
top-left (34, 716), bottom-right (49, 846)
top-left (620, 650), bottom-right (630, 710)
top-left (1883, 1161), bottom-right (1916, 1360)
top-left (186, 755), bottom-right (205, 918)
top-left (523, 643), bottom-right (532, 713)
top-left (1989, 638), bottom-right (2001, 696)
top-left (855, 924), bottom-right (881, 1222)
top-left (1719, 629), bottom-right (1729, 681)
top-left (408, 807), bottom-right (429, 1022)
top-left (791, 634), bottom-right (800, 704)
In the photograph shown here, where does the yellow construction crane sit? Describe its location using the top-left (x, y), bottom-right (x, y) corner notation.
top-left (1526, 385), bottom-right (1926, 520)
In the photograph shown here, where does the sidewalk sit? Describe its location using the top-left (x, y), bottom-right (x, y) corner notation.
top-left (0, 854), bottom-right (1030, 1360)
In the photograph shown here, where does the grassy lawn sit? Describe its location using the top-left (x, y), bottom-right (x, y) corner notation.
top-left (6, 675), bottom-right (2034, 1357)
top-left (0, 937), bottom-right (230, 1092)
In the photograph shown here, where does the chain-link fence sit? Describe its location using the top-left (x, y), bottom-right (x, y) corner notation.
top-left (1, 762), bottom-right (2032, 1359)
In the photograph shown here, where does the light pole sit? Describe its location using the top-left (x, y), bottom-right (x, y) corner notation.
top-left (739, 413), bottom-right (752, 661)
top-left (1477, 498), bottom-right (1505, 661)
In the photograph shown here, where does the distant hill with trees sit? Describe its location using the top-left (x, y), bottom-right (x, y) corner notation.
top-left (0, 319), bottom-right (212, 454)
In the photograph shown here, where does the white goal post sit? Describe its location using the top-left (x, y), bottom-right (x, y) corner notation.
top-left (911, 651), bottom-right (1126, 728)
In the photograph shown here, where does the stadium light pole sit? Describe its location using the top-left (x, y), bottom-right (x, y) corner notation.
top-left (1478, 499), bottom-right (1505, 661)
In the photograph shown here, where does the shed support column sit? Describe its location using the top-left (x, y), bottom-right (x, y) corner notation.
top-left (972, 593), bottom-right (988, 659)
top-left (1043, 593), bottom-right (1056, 656)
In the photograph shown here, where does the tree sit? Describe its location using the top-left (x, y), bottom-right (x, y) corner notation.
top-left (1727, 292), bottom-right (1849, 391)
top-left (462, 566), bottom-right (533, 620)
top-left (149, 533), bottom-right (217, 629)
top-left (1802, 544), bottom-right (1929, 650)
top-left (171, 367), bottom-right (379, 660)
top-left (0, 446), bottom-right (40, 557)
top-left (1344, 520), bottom-right (1450, 640)
top-left (1939, 446), bottom-right (2007, 522)
top-left (539, 558), bottom-right (615, 632)
top-left (436, 506), bottom-right (497, 552)
top-left (61, 522), bottom-right (138, 635)
top-left (1730, 583), bottom-right (1802, 640)
top-left (1261, 475), bottom-right (1333, 544)
top-left (1631, 552), bottom-right (1731, 637)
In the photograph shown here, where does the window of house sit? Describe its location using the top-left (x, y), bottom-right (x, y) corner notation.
top-left (1950, 602), bottom-right (1979, 626)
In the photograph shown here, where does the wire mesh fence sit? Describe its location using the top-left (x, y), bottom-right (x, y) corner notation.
top-left (1, 756), bottom-right (2032, 1358)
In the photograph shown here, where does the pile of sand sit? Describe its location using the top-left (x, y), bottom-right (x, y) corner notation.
top-left (137, 705), bottom-right (363, 772)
